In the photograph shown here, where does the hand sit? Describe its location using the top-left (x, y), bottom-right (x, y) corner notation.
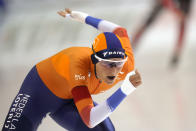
top-left (129, 69), bottom-right (142, 88)
top-left (57, 8), bottom-right (72, 17)
top-left (121, 69), bottom-right (142, 95)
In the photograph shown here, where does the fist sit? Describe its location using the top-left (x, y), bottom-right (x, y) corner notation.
top-left (129, 69), bottom-right (142, 88)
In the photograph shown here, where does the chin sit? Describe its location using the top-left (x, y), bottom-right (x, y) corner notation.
top-left (105, 80), bottom-right (114, 85)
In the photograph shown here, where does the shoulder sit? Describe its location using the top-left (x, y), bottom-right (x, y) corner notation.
top-left (113, 27), bottom-right (128, 38)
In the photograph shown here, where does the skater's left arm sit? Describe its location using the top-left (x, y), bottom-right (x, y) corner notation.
top-left (57, 8), bottom-right (128, 37)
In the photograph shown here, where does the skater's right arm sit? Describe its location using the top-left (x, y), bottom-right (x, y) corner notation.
top-left (71, 70), bottom-right (142, 128)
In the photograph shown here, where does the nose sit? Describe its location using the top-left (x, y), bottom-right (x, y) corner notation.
top-left (110, 67), bottom-right (119, 75)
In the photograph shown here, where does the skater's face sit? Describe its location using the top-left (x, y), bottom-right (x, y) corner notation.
top-left (96, 57), bottom-right (126, 85)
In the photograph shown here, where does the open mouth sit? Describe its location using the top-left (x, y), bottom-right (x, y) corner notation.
top-left (107, 76), bottom-right (115, 80)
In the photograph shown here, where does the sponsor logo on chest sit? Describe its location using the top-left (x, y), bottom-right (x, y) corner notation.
top-left (75, 74), bottom-right (86, 80)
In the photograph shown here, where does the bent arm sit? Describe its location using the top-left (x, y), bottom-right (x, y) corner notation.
top-left (71, 72), bottom-right (137, 128)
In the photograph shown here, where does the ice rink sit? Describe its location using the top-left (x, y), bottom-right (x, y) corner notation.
top-left (0, 0), bottom-right (196, 131)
